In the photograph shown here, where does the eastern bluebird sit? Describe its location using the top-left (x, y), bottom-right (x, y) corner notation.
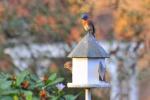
top-left (81, 13), bottom-right (95, 37)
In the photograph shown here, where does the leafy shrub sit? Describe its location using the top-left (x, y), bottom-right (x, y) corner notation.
top-left (0, 70), bottom-right (79, 100)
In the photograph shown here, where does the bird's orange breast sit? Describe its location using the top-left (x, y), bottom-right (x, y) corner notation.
top-left (81, 20), bottom-right (89, 30)
top-left (82, 20), bottom-right (88, 26)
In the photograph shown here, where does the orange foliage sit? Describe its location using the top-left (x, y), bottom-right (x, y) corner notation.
top-left (49, 63), bottom-right (58, 73)
top-left (9, 0), bottom-right (18, 5)
top-left (115, 31), bottom-right (135, 41)
top-left (0, 57), bottom-right (12, 71)
top-left (16, 6), bottom-right (29, 17)
top-left (21, 80), bottom-right (30, 89)
top-left (69, 5), bottom-right (79, 15)
top-left (19, 0), bottom-right (30, 6)
top-left (39, 89), bottom-right (47, 98)
top-left (43, 0), bottom-right (52, 5)
top-left (46, 0), bottom-right (56, 12)
top-left (138, 54), bottom-right (150, 70)
top-left (114, 14), bottom-right (136, 40)
top-left (0, 3), bottom-right (5, 16)
top-left (35, 15), bottom-right (48, 26)
top-left (70, 27), bottom-right (81, 42)
top-left (47, 16), bottom-right (57, 29)
top-left (142, 28), bottom-right (150, 51)
top-left (115, 16), bottom-right (128, 34)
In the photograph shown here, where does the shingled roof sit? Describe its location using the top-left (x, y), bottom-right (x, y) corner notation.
top-left (68, 33), bottom-right (109, 58)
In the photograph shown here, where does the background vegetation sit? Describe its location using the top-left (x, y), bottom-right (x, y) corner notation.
top-left (0, 0), bottom-right (149, 100)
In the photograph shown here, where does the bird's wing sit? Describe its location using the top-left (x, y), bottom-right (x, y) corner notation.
top-left (88, 21), bottom-right (95, 34)
top-left (87, 21), bottom-right (95, 37)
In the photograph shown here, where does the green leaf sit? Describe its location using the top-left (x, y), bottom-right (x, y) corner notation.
top-left (24, 91), bottom-right (32, 100)
top-left (32, 97), bottom-right (39, 100)
top-left (0, 89), bottom-right (19, 96)
top-left (13, 95), bottom-right (19, 100)
top-left (30, 74), bottom-right (39, 82)
top-left (46, 78), bottom-right (64, 87)
top-left (34, 80), bottom-right (44, 88)
top-left (51, 96), bottom-right (59, 100)
top-left (64, 93), bottom-right (80, 100)
top-left (0, 73), bottom-right (10, 79)
top-left (16, 70), bottom-right (29, 86)
top-left (64, 95), bottom-right (78, 100)
top-left (0, 79), bottom-right (11, 90)
top-left (0, 96), bottom-right (12, 100)
top-left (48, 73), bottom-right (57, 81)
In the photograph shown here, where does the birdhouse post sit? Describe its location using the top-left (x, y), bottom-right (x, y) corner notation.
top-left (67, 33), bottom-right (110, 100)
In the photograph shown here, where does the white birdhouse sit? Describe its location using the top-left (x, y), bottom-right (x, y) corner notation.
top-left (67, 33), bottom-right (110, 88)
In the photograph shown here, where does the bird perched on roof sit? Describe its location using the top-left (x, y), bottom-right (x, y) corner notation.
top-left (81, 13), bottom-right (95, 37)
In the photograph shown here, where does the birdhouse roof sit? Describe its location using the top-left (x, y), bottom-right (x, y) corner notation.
top-left (68, 33), bottom-right (109, 58)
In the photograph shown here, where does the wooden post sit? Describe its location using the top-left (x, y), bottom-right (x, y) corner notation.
top-left (85, 88), bottom-right (91, 100)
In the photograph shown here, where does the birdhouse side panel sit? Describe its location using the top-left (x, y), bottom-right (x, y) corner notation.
top-left (87, 59), bottom-right (101, 84)
top-left (72, 58), bottom-right (88, 84)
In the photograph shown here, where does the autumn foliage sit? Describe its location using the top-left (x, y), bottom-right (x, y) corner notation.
top-left (0, 0), bottom-right (149, 100)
